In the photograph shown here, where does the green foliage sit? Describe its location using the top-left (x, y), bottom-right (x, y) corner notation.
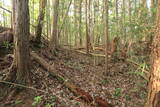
top-left (128, 71), bottom-right (144, 77)
top-left (50, 95), bottom-right (57, 102)
top-left (0, 0), bottom-right (156, 57)
top-left (125, 94), bottom-right (131, 101)
top-left (15, 100), bottom-right (23, 105)
top-left (2, 41), bottom-right (13, 49)
top-left (101, 79), bottom-right (109, 85)
top-left (113, 88), bottom-right (122, 97)
top-left (127, 59), bottom-right (149, 80)
top-left (44, 95), bottom-right (57, 107)
top-left (32, 96), bottom-right (42, 106)
top-left (45, 103), bottom-right (52, 107)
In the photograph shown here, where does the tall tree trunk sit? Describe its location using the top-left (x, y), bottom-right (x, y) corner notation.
top-left (122, 0), bottom-right (126, 39)
top-left (50, 0), bottom-right (59, 51)
top-left (12, 0), bottom-right (16, 31)
top-left (145, 0), bottom-right (160, 106)
top-left (151, 0), bottom-right (156, 20)
top-left (35, 0), bottom-right (47, 44)
top-left (74, 0), bottom-right (78, 47)
top-left (142, 0), bottom-right (147, 8)
top-left (134, 0), bottom-right (137, 17)
top-left (46, 0), bottom-right (49, 40)
top-left (88, 0), bottom-right (93, 51)
top-left (140, 0), bottom-right (148, 18)
top-left (85, 0), bottom-right (89, 54)
top-left (79, 0), bottom-right (82, 46)
top-left (115, 0), bottom-right (119, 37)
top-left (151, 0), bottom-right (155, 8)
top-left (104, 0), bottom-right (109, 73)
top-left (14, 0), bottom-right (30, 85)
top-left (3, 0), bottom-right (5, 27)
top-left (31, 0), bottom-right (35, 34)
top-left (129, 0), bottom-right (132, 23)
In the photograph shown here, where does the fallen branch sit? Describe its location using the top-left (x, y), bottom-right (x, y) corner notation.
top-left (76, 50), bottom-right (106, 57)
top-left (31, 51), bottom-right (113, 107)
top-left (0, 80), bottom-right (77, 105)
top-left (126, 59), bottom-right (149, 75)
top-left (126, 59), bottom-right (149, 81)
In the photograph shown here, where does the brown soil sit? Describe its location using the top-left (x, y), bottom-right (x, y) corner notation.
top-left (0, 48), bottom-right (148, 107)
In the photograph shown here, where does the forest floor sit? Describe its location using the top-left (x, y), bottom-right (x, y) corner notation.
top-left (0, 47), bottom-right (148, 107)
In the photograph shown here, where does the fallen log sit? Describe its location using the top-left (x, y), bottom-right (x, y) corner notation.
top-left (31, 52), bottom-right (113, 107)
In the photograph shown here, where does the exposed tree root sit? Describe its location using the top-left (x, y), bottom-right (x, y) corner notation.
top-left (1, 60), bottom-right (31, 103)
top-left (3, 63), bottom-right (17, 82)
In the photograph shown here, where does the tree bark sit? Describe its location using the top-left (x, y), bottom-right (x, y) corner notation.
top-left (35, 0), bottom-right (47, 44)
top-left (79, 0), bottom-right (82, 46)
top-left (151, 0), bottom-right (157, 19)
top-left (12, 0), bottom-right (15, 30)
top-left (14, 0), bottom-right (30, 85)
top-left (104, 0), bottom-right (109, 73)
top-left (85, 0), bottom-right (90, 54)
top-left (142, 0), bottom-right (147, 8)
top-left (50, 0), bottom-right (59, 51)
top-left (145, 0), bottom-right (160, 106)
top-left (74, 0), bottom-right (78, 47)
top-left (122, 0), bottom-right (126, 39)
top-left (115, 0), bottom-right (119, 37)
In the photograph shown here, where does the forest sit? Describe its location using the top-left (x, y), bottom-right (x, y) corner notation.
top-left (0, 0), bottom-right (160, 107)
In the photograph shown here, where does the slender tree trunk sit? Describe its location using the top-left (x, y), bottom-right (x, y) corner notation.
top-left (35, 0), bottom-right (47, 44)
top-left (14, 0), bottom-right (30, 85)
top-left (58, 0), bottom-right (72, 36)
top-left (49, 0), bottom-right (52, 38)
top-left (134, 0), bottom-right (137, 17)
top-left (101, 1), bottom-right (105, 45)
top-left (140, 0), bottom-right (148, 17)
top-left (142, 0), bottom-right (147, 8)
top-left (89, 0), bottom-right (93, 50)
top-left (85, 0), bottom-right (89, 54)
top-left (151, 0), bottom-right (156, 20)
top-left (3, 0), bottom-right (5, 27)
top-left (46, 0), bottom-right (49, 40)
top-left (151, 0), bottom-right (155, 8)
top-left (50, 0), bottom-right (59, 51)
top-left (145, 0), bottom-right (160, 106)
top-left (12, 0), bottom-right (16, 31)
top-left (32, 0), bottom-right (35, 34)
top-left (79, 0), bottom-right (82, 46)
top-left (115, 0), bottom-right (119, 37)
top-left (122, 0), bottom-right (126, 39)
top-left (129, 0), bottom-right (132, 23)
top-left (74, 0), bottom-right (78, 47)
top-left (104, 0), bottom-right (109, 73)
